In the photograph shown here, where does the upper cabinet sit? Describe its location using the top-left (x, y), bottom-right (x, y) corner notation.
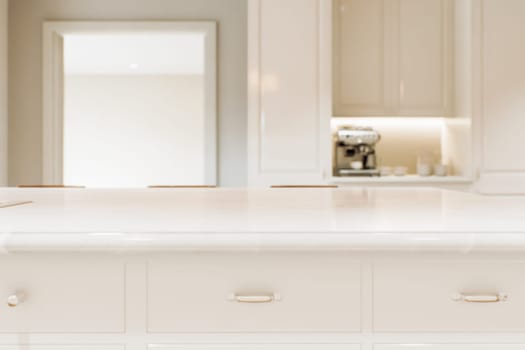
top-left (397, 0), bottom-right (451, 115)
top-left (333, 0), bottom-right (452, 116)
top-left (333, 0), bottom-right (387, 116)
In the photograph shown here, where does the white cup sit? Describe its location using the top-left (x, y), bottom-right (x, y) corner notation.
top-left (380, 166), bottom-right (392, 176)
top-left (434, 164), bottom-right (448, 177)
top-left (394, 166), bottom-right (408, 176)
top-left (350, 161), bottom-right (364, 170)
top-left (417, 164), bottom-right (433, 177)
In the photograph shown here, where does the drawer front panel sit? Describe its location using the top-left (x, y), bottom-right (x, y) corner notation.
top-left (0, 347), bottom-right (124, 350)
top-left (150, 345), bottom-right (359, 350)
top-left (375, 346), bottom-right (525, 350)
top-left (147, 253), bottom-right (361, 333)
top-left (0, 256), bottom-right (125, 333)
top-left (374, 261), bottom-right (525, 332)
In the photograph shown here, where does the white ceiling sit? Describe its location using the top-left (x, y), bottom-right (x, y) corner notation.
top-left (63, 33), bottom-right (205, 75)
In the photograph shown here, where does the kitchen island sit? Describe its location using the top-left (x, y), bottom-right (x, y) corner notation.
top-left (1, 187), bottom-right (525, 350)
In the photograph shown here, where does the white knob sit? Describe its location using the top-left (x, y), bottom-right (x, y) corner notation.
top-left (7, 293), bottom-right (24, 307)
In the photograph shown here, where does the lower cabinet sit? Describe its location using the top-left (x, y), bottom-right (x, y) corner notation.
top-left (2, 253), bottom-right (525, 349)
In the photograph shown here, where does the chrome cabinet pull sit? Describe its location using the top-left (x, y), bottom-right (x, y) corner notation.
top-left (7, 292), bottom-right (25, 307)
top-left (228, 293), bottom-right (281, 303)
top-left (452, 292), bottom-right (508, 303)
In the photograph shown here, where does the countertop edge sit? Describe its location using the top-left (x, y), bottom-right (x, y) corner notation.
top-left (2, 232), bottom-right (525, 253)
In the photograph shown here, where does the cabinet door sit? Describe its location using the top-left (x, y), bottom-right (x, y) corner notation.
top-left (333, 0), bottom-right (388, 116)
top-left (476, 0), bottom-right (525, 194)
top-left (333, 0), bottom-right (451, 117)
top-left (248, 0), bottom-right (327, 186)
top-left (396, 0), bottom-right (450, 115)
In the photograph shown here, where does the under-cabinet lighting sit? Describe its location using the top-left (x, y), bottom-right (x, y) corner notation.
top-left (331, 117), bottom-right (446, 130)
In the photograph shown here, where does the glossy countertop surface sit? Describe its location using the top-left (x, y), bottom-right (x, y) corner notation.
top-left (0, 187), bottom-right (524, 252)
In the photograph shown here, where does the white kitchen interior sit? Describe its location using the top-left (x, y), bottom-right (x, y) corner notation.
top-left (2, 1), bottom-right (525, 350)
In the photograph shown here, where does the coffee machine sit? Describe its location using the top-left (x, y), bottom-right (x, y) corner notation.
top-left (334, 126), bottom-right (381, 176)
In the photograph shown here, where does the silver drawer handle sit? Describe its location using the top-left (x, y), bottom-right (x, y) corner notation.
top-left (452, 292), bottom-right (508, 303)
top-left (7, 293), bottom-right (25, 307)
top-left (228, 293), bottom-right (281, 303)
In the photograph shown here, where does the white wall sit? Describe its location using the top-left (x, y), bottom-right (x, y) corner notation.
top-left (8, 0), bottom-right (247, 187)
top-left (64, 75), bottom-right (206, 187)
top-left (0, 0), bottom-right (7, 186)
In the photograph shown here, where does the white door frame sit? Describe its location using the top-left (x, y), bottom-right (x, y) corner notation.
top-left (42, 21), bottom-right (217, 186)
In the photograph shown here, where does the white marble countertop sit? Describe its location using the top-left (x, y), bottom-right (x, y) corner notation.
top-left (0, 187), bottom-right (524, 252)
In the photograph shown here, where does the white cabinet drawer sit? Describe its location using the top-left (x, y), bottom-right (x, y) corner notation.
top-left (0, 347), bottom-right (124, 350)
top-left (0, 256), bottom-right (125, 333)
top-left (147, 253), bottom-right (361, 333)
top-left (150, 345), bottom-right (359, 350)
top-left (375, 345), bottom-right (525, 350)
top-left (373, 261), bottom-right (525, 332)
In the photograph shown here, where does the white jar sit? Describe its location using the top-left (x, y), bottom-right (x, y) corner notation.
top-left (417, 163), bottom-right (433, 177)
top-left (379, 166), bottom-right (392, 176)
top-left (417, 153), bottom-right (434, 177)
top-left (434, 164), bottom-right (448, 177)
top-left (394, 166), bottom-right (408, 176)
